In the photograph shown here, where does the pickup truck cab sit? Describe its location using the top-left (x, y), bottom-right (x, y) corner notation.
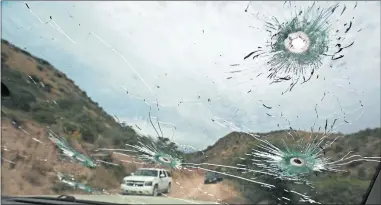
top-left (121, 168), bottom-right (172, 196)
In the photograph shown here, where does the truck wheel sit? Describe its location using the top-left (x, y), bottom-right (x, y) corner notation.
top-left (164, 183), bottom-right (171, 194)
top-left (152, 185), bottom-right (158, 196)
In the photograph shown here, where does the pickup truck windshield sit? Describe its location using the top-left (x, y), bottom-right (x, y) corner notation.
top-left (1, 2), bottom-right (380, 205)
top-left (205, 172), bottom-right (216, 177)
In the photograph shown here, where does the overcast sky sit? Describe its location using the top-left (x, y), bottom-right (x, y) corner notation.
top-left (2, 1), bottom-right (380, 149)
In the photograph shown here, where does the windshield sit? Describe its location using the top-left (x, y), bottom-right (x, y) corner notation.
top-left (1, 1), bottom-right (380, 205)
top-left (206, 172), bottom-right (215, 177)
top-left (134, 170), bottom-right (158, 177)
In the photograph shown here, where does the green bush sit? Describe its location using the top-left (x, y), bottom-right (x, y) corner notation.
top-left (58, 87), bottom-right (66, 94)
top-left (63, 122), bottom-right (79, 134)
top-left (31, 103), bottom-right (57, 124)
top-left (32, 111), bottom-right (56, 124)
top-left (2, 65), bottom-right (24, 81)
top-left (52, 182), bottom-right (74, 193)
top-left (80, 126), bottom-right (97, 143)
top-left (2, 39), bottom-right (10, 45)
top-left (20, 49), bottom-right (32, 57)
top-left (334, 144), bottom-right (344, 153)
top-left (1, 52), bottom-right (8, 61)
top-left (57, 99), bottom-right (76, 110)
top-left (36, 58), bottom-right (51, 66)
top-left (29, 74), bottom-right (40, 83)
top-left (55, 72), bottom-right (64, 78)
top-left (357, 168), bottom-right (367, 180)
top-left (2, 88), bottom-right (36, 112)
top-left (36, 65), bottom-right (44, 71)
top-left (43, 82), bottom-right (53, 93)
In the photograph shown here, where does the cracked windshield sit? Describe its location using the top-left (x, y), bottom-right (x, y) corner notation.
top-left (1, 1), bottom-right (380, 205)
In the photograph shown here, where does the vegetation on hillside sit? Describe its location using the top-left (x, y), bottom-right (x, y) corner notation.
top-left (1, 39), bottom-right (184, 194)
top-left (1, 39), bottom-right (380, 204)
top-left (188, 129), bottom-right (381, 204)
top-left (1, 39), bottom-right (182, 152)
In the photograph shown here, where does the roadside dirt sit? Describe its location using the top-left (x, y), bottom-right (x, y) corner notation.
top-left (1, 118), bottom-right (242, 203)
top-left (1, 119), bottom-right (119, 195)
top-left (168, 169), bottom-right (243, 204)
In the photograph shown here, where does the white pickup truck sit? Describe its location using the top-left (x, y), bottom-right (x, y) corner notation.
top-left (121, 168), bottom-right (172, 196)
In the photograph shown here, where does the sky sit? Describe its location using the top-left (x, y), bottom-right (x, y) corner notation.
top-left (2, 1), bottom-right (380, 149)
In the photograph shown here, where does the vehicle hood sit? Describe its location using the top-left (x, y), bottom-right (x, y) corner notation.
top-left (123, 176), bottom-right (156, 181)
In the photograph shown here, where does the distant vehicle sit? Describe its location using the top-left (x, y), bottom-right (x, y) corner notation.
top-left (121, 168), bottom-right (172, 196)
top-left (204, 171), bottom-right (223, 184)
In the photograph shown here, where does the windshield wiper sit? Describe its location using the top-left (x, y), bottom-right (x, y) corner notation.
top-left (2, 195), bottom-right (121, 205)
top-left (32, 195), bottom-right (78, 202)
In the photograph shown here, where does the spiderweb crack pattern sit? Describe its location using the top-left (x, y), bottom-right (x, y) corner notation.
top-left (228, 2), bottom-right (359, 94)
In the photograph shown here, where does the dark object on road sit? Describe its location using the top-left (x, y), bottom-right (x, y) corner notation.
top-left (204, 171), bottom-right (223, 184)
top-left (1, 82), bottom-right (10, 97)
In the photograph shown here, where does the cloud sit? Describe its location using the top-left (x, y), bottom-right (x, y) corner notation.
top-left (2, 1), bottom-right (380, 149)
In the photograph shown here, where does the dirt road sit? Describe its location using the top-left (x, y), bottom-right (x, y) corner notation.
top-left (1, 119), bottom-right (243, 204)
top-left (167, 169), bottom-right (241, 204)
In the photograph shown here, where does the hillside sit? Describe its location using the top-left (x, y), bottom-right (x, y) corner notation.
top-left (1, 39), bottom-right (380, 204)
top-left (187, 129), bottom-right (381, 204)
top-left (1, 39), bottom-right (242, 203)
top-left (0, 39), bottom-right (183, 195)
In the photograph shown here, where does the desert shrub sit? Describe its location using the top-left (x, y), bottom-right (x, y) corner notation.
top-left (57, 98), bottom-right (85, 114)
top-left (63, 122), bottom-right (79, 134)
top-left (22, 170), bottom-right (42, 186)
top-left (52, 182), bottom-right (74, 193)
top-left (334, 144), bottom-right (344, 153)
top-left (57, 99), bottom-right (75, 109)
top-left (357, 168), bottom-right (367, 180)
top-left (29, 74), bottom-right (40, 83)
top-left (20, 49), bottom-right (32, 57)
top-left (2, 39), bottom-right (10, 45)
top-left (43, 82), bottom-right (53, 93)
top-left (1, 52), bottom-right (8, 61)
top-left (36, 65), bottom-right (44, 71)
top-left (100, 154), bottom-right (115, 170)
top-left (2, 88), bottom-right (36, 112)
top-left (32, 110), bottom-right (56, 124)
top-left (2, 65), bottom-right (24, 81)
top-left (32, 159), bottom-right (53, 175)
top-left (58, 87), bottom-right (66, 93)
top-left (22, 159), bottom-right (52, 186)
top-left (347, 161), bottom-right (362, 168)
top-left (55, 72), bottom-right (64, 78)
top-left (19, 103), bottom-right (32, 112)
top-left (9, 162), bottom-right (17, 169)
top-left (94, 137), bottom-right (111, 148)
top-left (74, 114), bottom-right (101, 143)
top-left (80, 126), bottom-right (97, 143)
top-left (36, 58), bottom-right (51, 66)
top-left (111, 162), bottom-right (127, 180)
top-left (87, 167), bottom-right (119, 189)
top-left (1, 112), bottom-right (24, 128)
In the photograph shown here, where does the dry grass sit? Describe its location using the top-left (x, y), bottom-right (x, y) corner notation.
top-left (1, 119), bottom-right (93, 195)
top-left (1, 40), bottom-right (242, 201)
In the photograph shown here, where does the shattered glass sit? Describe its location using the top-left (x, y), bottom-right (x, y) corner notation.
top-left (1, 1), bottom-right (380, 205)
